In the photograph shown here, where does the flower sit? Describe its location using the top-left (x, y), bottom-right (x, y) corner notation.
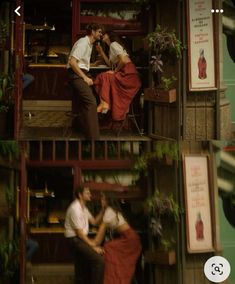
top-left (149, 54), bottom-right (163, 73)
top-left (147, 190), bottom-right (181, 240)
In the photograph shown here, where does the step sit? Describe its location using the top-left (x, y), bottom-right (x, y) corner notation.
top-left (26, 263), bottom-right (74, 284)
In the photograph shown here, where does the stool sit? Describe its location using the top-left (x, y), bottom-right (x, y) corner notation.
top-left (115, 93), bottom-right (144, 137)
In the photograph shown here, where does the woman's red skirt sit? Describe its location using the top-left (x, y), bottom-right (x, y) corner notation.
top-left (94, 62), bottom-right (141, 121)
top-left (103, 228), bottom-right (142, 284)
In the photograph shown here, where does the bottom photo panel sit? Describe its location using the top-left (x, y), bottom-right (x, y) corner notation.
top-left (1, 140), bottom-right (235, 284)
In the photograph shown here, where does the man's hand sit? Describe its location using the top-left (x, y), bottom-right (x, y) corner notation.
top-left (84, 76), bottom-right (93, 86)
top-left (93, 246), bottom-right (104, 255)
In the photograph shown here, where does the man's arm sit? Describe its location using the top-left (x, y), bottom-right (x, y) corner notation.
top-left (93, 222), bottom-right (107, 246)
top-left (69, 56), bottom-right (93, 86)
top-left (74, 228), bottom-right (95, 247)
top-left (75, 228), bottom-right (104, 254)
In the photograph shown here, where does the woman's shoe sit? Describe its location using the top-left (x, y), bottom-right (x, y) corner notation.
top-left (101, 108), bottom-right (109, 114)
top-left (97, 102), bottom-right (110, 114)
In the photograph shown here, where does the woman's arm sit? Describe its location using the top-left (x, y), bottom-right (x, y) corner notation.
top-left (75, 228), bottom-right (104, 254)
top-left (93, 222), bottom-right (107, 245)
top-left (114, 54), bottom-right (131, 72)
top-left (89, 208), bottom-right (105, 226)
top-left (96, 45), bottom-right (111, 67)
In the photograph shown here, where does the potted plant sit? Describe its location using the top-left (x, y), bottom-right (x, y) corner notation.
top-left (144, 25), bottom-right (183, 103)
top-left (0, 21), bottom-right (14, 138)
top-left (0, 168), bottom-right (19, 283)
top-left (144, 190), bottom-right (181, 265)
top-left (0, 140), bottom-right (19, 159)
top-left (0, 234), bottom-right (19, 284)
top-left (0, 21), bottom-right (7, 49)
top-left (0, 72), bottom-right (14, 138)
top-left (132, 141), bottom-right (178, 179)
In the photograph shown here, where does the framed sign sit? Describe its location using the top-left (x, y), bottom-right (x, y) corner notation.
top-left (182, 154), bottom-right (214, 253)
top-left (186, 0), bottom-right (217, 91)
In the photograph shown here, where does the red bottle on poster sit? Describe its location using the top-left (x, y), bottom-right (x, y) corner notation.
top-left (195, 212), bottom-right (204, 240)
top-left (198, 48), bottom-right (207, 80)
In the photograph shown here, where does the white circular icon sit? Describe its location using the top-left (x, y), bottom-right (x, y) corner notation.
top-left (204, 256), bottom-right (231, 283)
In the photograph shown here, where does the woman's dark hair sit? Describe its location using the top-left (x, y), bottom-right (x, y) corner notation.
top-left (86, 23), bottom-right (103, 35)
top-left (104, 31), bottom-right (126, 50)
top-left (101, 192), bottom-right (131, 226)
top-left (101, 192), bottom-right (122, 214)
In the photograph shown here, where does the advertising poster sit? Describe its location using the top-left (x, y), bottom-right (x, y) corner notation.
top-left (183, 155), bottom-right (214, 252)
top-left (187, 0), bottom-right (216, 91)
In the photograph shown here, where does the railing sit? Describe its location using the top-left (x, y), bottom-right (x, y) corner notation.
top-left (25, 140), bottom-right (149, 166)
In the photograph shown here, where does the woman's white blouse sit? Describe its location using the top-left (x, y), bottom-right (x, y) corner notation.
top-left (109, 42), bottom-right (128, 64)
top-left (103, 207), bottom-right (126, 229)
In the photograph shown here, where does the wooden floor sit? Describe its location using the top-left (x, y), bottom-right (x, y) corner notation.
top-left (20, 110), bottom-right (149, 141)
top-left (26, 263), bottom-right (74, 284)
top-left (20, 126), bottom-right (149, 141)
top-left (26, 262), bottom-right (144, 284)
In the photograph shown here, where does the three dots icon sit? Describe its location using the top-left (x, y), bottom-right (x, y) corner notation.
top-left (211, 9), bottom-right (224, 13)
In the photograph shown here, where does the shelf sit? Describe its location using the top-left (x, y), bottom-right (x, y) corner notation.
top-left (83, 181), bottom-right (146, 200)
top-left (80, 0), bottom-right (132, 2)
top-left (25, 24), bottom-right (54, 31)
top-left (77, 29), bottom-right (146, 36)
top-left (80, 15), bottom-right (142, 29)
top-left (30, 227), bottom-right (64, 234)
top-left (30, 227), bottom-right (97, 235)
top-left (30, 190), bottom-right (55, 198)
top-left (84, 181), bottom-right (129, 191)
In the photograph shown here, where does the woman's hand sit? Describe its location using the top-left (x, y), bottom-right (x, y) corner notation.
top-left (106, 70), bottom-right (115, 74)
top-left (96, 45), bottom-right (104, 54)
top-left (93, 246), bottom-right (105, 255)
top-left (84, 76), bottom-right (93, 86)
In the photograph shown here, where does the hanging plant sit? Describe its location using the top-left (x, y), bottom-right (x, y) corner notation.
top-left (146, 25), bottom-right (183, 85)
top-left (0, 237), bottom-right (19, 281)
top-left (0, 141), bottom-right (19, 159)
top-left (0, 73), bottom-right (14, 113)
top-left (0, 21), bottom-right (7, 49)
top-left (132, 141), bottom-right (178, 179)
top-left (144, 25), bottom-right (184, 103)
top-left (146, 190), bottom-right (181, 250)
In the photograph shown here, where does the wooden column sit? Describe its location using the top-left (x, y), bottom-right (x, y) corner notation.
top-left (14, 0), bottom-right (23, 139)
top-left (19, 143), bottom-right (27, 284)
top-left (72, 0), bottom-right (80, 44)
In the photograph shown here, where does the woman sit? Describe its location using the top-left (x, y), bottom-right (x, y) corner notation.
top-left (94, 192), bottom-right (142, 284)
top-left (94, 31), bottom-right (141, 121)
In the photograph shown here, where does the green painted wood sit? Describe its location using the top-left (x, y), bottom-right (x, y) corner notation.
top-left (223, 34), bottom-right (235, 122)
top-left (219, 198), bottom-right (235, 283)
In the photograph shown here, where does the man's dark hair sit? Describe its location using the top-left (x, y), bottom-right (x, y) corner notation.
top-left (86, 23), bottom-right (103, 35)
top-left (74, 185), bottom-right (87, 199)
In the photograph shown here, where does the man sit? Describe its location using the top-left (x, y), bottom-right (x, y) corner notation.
top-left (67, 23), bottom-right (103, 140)
top-left (64, 186), bottom-right (105, 284)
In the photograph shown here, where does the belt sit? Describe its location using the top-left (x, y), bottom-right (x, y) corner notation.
top-left (67, 68), bottom-right (88, 74)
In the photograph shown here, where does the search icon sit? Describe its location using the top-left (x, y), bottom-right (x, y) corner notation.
top-left (204, 256), bottom-right (230, 283)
